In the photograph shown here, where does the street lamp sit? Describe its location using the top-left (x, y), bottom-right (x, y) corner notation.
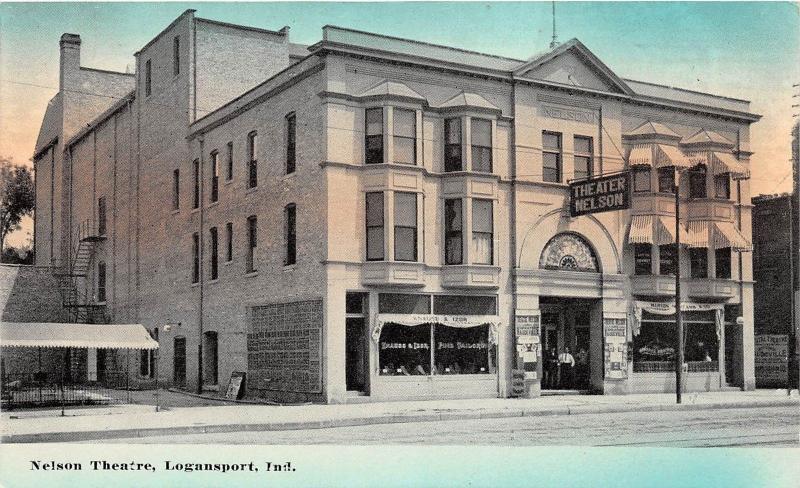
top-left (673, 167), bottom-right (688, 404)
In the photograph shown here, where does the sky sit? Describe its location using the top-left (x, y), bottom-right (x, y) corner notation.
top-left (1, 1), bottom-right (798, 247)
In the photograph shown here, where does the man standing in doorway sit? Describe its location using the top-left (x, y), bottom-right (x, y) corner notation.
top-left (544, 347), bottom-right (558, 388)
top-left (558, 347), bottom-right (576, 389)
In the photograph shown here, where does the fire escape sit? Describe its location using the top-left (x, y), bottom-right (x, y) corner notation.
top-left (52, 219), bottom-right (108, 324)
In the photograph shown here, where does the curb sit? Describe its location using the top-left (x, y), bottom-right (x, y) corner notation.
top-left (2, 398), bottom-right (797, 444)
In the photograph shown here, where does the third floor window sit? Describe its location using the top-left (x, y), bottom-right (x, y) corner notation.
top-left (247, 131), bottom-right (258, 189)
top-left (393, 108), bottom-right (416, 165)
top-left (365, 108), bottom-right (384, 165)
top-left (573, 136), bottom-right (593, 181)
top-left (470, 119), bottom-right (492, 173)
top-left (444, 118), bottom-right (462, 172)
top-left (210, 151), bottom-right (219, 203)
top-left (542, 131), bottom-right (562, 183)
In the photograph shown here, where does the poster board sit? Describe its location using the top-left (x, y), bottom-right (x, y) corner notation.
top-left (755, 335), bottom-right (788, 387)
top-left (603, 317), bottom-right (628, 379)
top-left (225, 371), bottom-right (246, 400)
top-left (515, 313), bottom-right (541, 380)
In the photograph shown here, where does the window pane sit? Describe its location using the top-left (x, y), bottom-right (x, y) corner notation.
top-left (543, 132), bottom-right (561, 150)
top-left (446, 234), bottom-right (463, 265)
top-left (472, 200), bottom-right (492, 233)
top-left (634, 244), bottom-right (652, 275)
top-left (445, 199), bottom-right (463, 265)
top-left (689, 165), bottom-right (707, 198)
top-left (445, 118), bottom-right (461, 144)
top-left (434, 324), bottom-right (491, 374)
top-left (634, 168), bottom-right (651, 192)
top-left (394, 227), bottom-right (417, 261)
top-left (659, 244), bottom-right (676, 275)
top-left (366, 108), bottom-right (383, 135)
top-left (445, 144), bottom-right (462, 172)
top-left (658, 168), bottom-right (675, 193)
top-left (378, 293), bottom-right (431, 313)
top-left (690, 248), bottom-right (708, 278)
top-left (445, 199), bottom-right (462, 231)
top-left (471, 146), bottom-right (492, 173)
top-left (366, 192), bottom-right (384, 226)
top-left (346, 293), bottom-right (366, 314)
top-left (433, 295), bottom-right (497, 315)
top-left (714, 174), bottom-right (730, 199)
top-left (543, 152), bottom-right (560, 182)
top-left (471, 119), bottom-right (491, 147)
top-left (394, 109), bottom-right (415, 138)
top-left (574, 155), bottom-right (591, 180)
top-left (394, 137), bottom-right (415, 165)
top-left (394, 193), bottom-right (417, 227)
top-left (365, 135), bottom-right (383, 164)
top-left (716, 247), bottom-right (731, 279)
top-left (378, 323), bottom-right (432, 375)
top-left (574, 136), bottom-right (592, 154)
top-left (472, 233), bottom-right (492, 265)
top-left (367, 227), bottom-right (384, 260)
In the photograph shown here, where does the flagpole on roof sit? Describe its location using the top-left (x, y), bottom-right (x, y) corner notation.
top-left (550, 1), bottom-right (559, 49)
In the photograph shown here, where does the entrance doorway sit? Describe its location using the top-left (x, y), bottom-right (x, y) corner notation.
top-left (173, 336), bottom-right (186, 388)
top-left (540, 297), bottom-right (596, 391)
top-left (203, 331), bottom-right (219, 386)
top-left (345, 293), bottom-right (369, 393)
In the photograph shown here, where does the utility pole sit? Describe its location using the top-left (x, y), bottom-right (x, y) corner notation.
top-left (674, 174), bottom-right (683, 404)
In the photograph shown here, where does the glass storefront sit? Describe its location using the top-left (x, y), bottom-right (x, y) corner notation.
top-left (376, 293), bottom-right (497, 376)
top-left (633, 311), bottom-right (719, 373)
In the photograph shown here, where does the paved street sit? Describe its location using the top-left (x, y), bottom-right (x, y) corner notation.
top-left (93, 405), bottom-right (798, 447)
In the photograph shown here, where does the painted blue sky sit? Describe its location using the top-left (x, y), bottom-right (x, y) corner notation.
top-left (1, 2), bottom-right (798, 244)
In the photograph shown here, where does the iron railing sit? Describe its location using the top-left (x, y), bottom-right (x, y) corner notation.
top-left (633, 361), bottom-right (720, 373)
top-left (1, 371), bottom-right (131, 410)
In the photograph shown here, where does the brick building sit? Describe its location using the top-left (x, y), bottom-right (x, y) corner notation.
top-left (32, 10), bottom-right (760, 402)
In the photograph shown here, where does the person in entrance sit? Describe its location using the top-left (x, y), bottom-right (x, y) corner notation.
top-left (544, 348), bottom-right (558, 388)
top-left (558, 347), bottom-right (576, 389)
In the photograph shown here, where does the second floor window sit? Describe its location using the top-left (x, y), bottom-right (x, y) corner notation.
top-left (247, 131), bottom-right (258, 189)
top-left (444, 199), bottom-right (463, 265)
top-left (286, 113), bottom-right (296, 174)
top-left (444, 118), bottom-right (462, 172)
top-left (192, 232), bottom-right (200, 283)
top-left (225, 222), bottom-right (233, 262)
top-left (97, 197), bottom-right (106, 236)
top-left (472, 199), bottom-right (493, 265)
top-left (471, 119), bottom-right (492, 173)
top-left (393, 108), bottom-right (416, 165)
top-left (209, 227), bottom-right (219, 280)
top-left (658, 167), bottom-right (675, 193)
top-left (716, 247), bottom-right (731, 279)
top-left (97, 261), bottom-right (106, 302)
top-left (633, 167), bottom-right (651, 192)
top-left (246, 216), bottom-right (257, 273)
top-left (690, 248), bottom-right (708, 278)
top-left (634, 244), bottom-right (652, 275)
top-left (192, 159), bottom-right (200, 208)
top-left (172, 169), bottom-right (180, 210)
top-left (210, 151), bottom-right (219, 203)
top-left (659, 244), bottom-right (677, 276)
top-left (365, 108), bottom-right (383, 164)
top-left (173, 36), bottom-right (180, 76)
top-left (394, 192), bottom-right (417, 261)
top-left (542, 131), bottom-right (562, 183)
top-left (285, 204), bottom-right (296, 265)
top-left (689, 165), bottom-right (707, 198)
top-left (366, 192), bottom-right (384, 261)
top-left (573, 136), bottom-right (593, 180)
top-left (714, 174), bottom-right (730, 199)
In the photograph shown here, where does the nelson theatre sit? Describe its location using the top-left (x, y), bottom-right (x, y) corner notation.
top-left (29, 10), bottom-right (760, 403)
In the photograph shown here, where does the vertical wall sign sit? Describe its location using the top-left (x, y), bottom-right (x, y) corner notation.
top-left (515, 313), bottom-right (541, 381)
top-left (603, 317), bottom-right (628, 379)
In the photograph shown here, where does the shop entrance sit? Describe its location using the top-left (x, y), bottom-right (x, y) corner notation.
top-left (345, 293), bottom-right (369, 393)
top-left (540, 297), bottom-right (596, 391)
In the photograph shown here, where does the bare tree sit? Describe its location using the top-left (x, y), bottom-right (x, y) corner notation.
top-left (0, 158), bottom-right (35, 256)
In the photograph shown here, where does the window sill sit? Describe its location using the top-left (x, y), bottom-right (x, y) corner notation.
top-left (191, 207), bottom-right (200, 215)
top-left (171, 209), bottom-right (180, 215)
top-left (208, 278), bottom-right (219, 285)
top-left (283, 263), bottom-right (297, 271)
top-left (191, 282), bottom-right (200, 288)
top-left (244, 271), bottom-right (259, 278)
top-left (224, 178), bottom-right (234, 185)
top-left (282, 172), bottom-right (297, 181)
top-left (207, 201), bottom-right (220, 209)
top-left (224, 260), bottom-right (233, 266)
top-left (245, 187), bottom-right (258, 195)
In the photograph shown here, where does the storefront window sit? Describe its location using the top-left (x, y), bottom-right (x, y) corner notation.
top-left (633, 322), bottom-right (676, 372)
top-left (433, 295), bottom-right (496, 315)
top-left (378, 323), bottom-right (432, 375)
top-left (434, 324), bottom-right (491, 374)
top-left (633, 311), bottom-right (718, 372)
top-left (378, 293), bottom-right (430, 314)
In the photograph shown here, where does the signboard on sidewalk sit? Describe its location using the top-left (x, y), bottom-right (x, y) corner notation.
top-left (225, 371), bottom-right (246, 400)
top-left (755, 335), bottom-right (788, 387)
top-left (570, 172), bottom-right (630, 217)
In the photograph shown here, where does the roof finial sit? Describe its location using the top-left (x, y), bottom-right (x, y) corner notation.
top-left (549, 1), bottom-right (559, 49)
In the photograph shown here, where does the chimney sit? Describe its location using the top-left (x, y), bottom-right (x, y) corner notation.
top-left (59, 33), bottom-right (81, 90)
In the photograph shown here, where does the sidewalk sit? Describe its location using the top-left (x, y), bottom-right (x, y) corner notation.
top-left (2, 390), bottom-right (797, 443)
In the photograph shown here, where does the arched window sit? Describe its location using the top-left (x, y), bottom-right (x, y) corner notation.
top-left (539, 233), bottom-right (599, 272)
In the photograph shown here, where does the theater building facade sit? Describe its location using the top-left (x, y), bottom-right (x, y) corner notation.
top-left (33, 11), bottom-right (759, 403)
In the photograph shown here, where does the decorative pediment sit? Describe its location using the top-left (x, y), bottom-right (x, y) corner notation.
top-left (681, 129), bottom-right (734, 149)
top-left (624, 121), bottom-right (680, 140)
top-left (514, 39), bottom-right (633, 96)
top-left (358, 80), bottom-right (427, 102)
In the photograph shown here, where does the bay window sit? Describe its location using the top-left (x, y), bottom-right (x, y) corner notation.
top-left (690, 247), bottom-right (708, 278)
top-left (659, 244), bottom-right (677, 276)
top-left (365, 108), bottom-right (383, 165)
top-left (470, 119), bottom-right (492, 173)
top-left (366, 192), bottom-right (384, 261)
top-left (657, 167), bottom-right (675, 193)
top-left (716, 247), bottom-right (731, 279)
top-left (714, 174), bottom-right (730, 199)
top-left (444, 118), bottom-right (462, 172)
top-left (444, 199), bottom-right (463, 265)
top-left (633, 167), bottom-right (651, 192)
top-left (634, 244), bottom-right (652, 275)
top-left (689, 165), bottom-right (707, 198)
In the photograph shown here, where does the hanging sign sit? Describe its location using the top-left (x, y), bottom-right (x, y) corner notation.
top-left (570, 172), bottom-right (630, 217)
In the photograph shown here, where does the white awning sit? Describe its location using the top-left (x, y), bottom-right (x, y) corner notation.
top-left (0, 322), bottom-right (159, 350)
top-left (710, 152), bottom-right (750, 180)
top-left (655, 144), bottom-right (695, 169)
top-left (713, 221), bottom-right (752, 251)
top-left (685, 221), bottom-right (710, 248)
top-left (628, 145), bottom-right (654, 167)
top-left (655, 216), bottom-right (678, 245)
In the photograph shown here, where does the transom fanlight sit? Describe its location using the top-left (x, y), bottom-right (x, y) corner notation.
top-left (539, 233), bottom-right (599, 272)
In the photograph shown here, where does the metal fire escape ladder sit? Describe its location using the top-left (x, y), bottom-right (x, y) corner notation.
top-left (52, 219), bottom-right (108, 324)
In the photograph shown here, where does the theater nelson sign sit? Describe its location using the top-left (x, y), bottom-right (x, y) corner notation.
top-left (569, 172), bottom-right (630, 217)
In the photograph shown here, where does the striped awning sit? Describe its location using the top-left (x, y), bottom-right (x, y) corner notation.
top-left (655, 144), bottom-right (694, 169)
top-left (710, 152), bottom-right (750, 180)
top-left (628, 145), bottom-right (654, 167)
top-left (713, 221), bottom-right (752, 251)
top-left (684, 221), bottom-right (752, 252)
top-left (655, 216), bottom-right (678, 245)
top-left (628, 215), bottom-right (654, 244)
top-left (0, 322), bottom-right (159, 350)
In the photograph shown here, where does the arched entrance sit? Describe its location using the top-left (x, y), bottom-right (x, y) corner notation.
top-left (537, 233), bottom-right (600, 392)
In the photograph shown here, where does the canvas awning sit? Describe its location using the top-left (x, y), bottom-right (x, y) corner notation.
top-left (0, 322), bottom-right (159, 350)
top-left (627, 144), bottom-right (700, 170)
top-left (684, 221), bottom-right (752, 251)
top-left (655, 216), bottom-right (678, 245)
top-left (710, 152), bottom-right (750, 180)
top-left (627, 215), bottom-right (681, 245)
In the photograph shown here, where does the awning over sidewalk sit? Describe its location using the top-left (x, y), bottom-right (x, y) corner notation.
top-left (0, 322), bottom-right (159, 350)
